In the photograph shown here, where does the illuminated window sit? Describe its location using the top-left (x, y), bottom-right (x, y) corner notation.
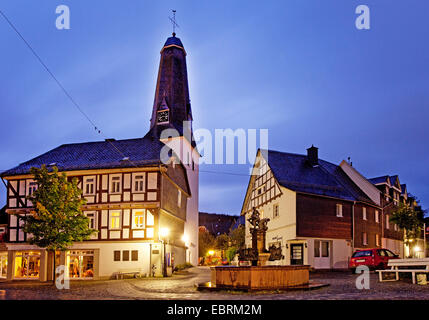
top-left (132, 210), bottom-right (145, 229)
top-left (0, 253), bottom-right (7, 279)
top-left (362, 207), bottom-right (367, 220)
top-left (386, 214), bottom-right (390, 229)
top-left (14, 251), bottom-right (41, 279)
top-left (67, 250), bottom-right (94, 279)
top-left (376, 234), bottom-right (380, 246)
top-left (147, 210), bottom-right (154, 226)
top-left (178, 190), bottom-right (182, 207)
top-left (109, 211), bottom-right (121, 230)
top-left (336, 204), bottom-right (343, 217)
top-left (375, 210), bottom-right (379, 223)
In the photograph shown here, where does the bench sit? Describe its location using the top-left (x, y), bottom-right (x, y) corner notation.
top-left (114, 269), bottom-right (144, 280)
top-left (377, 258), bottom-right (429, 284)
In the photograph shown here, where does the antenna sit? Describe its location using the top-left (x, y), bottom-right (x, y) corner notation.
top-left (169, 9), bottom-right (180, 36)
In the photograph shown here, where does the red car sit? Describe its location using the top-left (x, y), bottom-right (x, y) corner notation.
top-left (349, 248), bottom-right (399, 272)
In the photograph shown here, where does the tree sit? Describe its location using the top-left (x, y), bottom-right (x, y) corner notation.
top-left (215, 234), bottom-right (230, 251)
top-left (229, 224), bottom-right (245, 248)
top-left (20, 165), bottom-right (96, 281)
top-left (198, 227), bottom-right (215, 258)
top-left (390, 203), bottom-right (425, 257)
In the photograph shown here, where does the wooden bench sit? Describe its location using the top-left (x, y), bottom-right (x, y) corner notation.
top-left (114, 269), bottom-right (144, 280)
top-left (377, 258), bottom-right (429, 284)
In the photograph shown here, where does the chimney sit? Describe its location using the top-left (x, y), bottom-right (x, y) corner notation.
top-left (307, 145), bottom-right (319, 166)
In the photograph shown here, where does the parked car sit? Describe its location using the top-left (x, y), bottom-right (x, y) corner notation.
top-left (349, 248), bottom-right (399, 272)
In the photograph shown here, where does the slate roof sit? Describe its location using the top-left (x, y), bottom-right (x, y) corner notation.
top-left (164, 35), bottom-right (184, 48)
top-left (368, 176), bottom-right (390, 185)
top-left (1, 133), bottom-right (166, 177)
top-left (264, 149), bottom-right (375, 204)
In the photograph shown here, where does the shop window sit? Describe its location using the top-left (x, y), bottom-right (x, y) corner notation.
top-left (67, 250), bottom-right (94, 279)
top-left (14, 251), bottom-right (40, 279)
top-left (0, 254), bottom-right (7, 278)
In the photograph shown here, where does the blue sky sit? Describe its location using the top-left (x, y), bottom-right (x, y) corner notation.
top-left (1, 0), bottom-right (428, 215)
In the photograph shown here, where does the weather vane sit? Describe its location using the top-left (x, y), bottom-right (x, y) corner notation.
top-left (169, 9), bottom-right (180, 36)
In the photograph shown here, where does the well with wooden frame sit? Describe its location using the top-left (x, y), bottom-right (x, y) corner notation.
top-left (211, 265), bottom-right (310, 290)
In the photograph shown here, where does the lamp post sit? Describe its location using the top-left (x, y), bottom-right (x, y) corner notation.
top-left (159, 227), bottom-right (169, 277)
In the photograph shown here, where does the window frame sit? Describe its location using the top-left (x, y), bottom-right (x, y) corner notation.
top-left (83, 176), bottom-right (96, 196)
top-left (109, 174), bottom-right (122, 194)
top-left (109, 210), bottom-right (122, 230)
top-left (336, 204), bottom-right (343, 217)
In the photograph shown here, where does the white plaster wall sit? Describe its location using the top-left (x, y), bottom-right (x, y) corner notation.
top-left (70, 242), bottom-right (151, 278)
top-left (161, 136), bottom-right (199, 266)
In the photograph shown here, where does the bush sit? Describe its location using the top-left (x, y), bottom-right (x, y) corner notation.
top-left (226, 247), bottom-right (237, 263)
top-left (174, 262), bottom-right (194, 272)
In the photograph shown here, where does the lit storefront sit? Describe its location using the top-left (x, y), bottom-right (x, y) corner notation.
top-left (0, 253), bottom-right (7, 278)
top-left (66, 250), bottom-right (95, 279)
top-left (14, 251), bottom-right (41, 279)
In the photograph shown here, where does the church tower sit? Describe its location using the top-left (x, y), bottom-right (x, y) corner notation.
top-left (148, 33), bottom-right (199, 266)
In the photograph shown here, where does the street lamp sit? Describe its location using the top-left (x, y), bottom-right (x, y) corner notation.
top-left (159, 227), bottom-right (169, 277)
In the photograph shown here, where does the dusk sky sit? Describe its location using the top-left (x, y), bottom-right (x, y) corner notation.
top-left (1, 0), bottom-right (428, 215)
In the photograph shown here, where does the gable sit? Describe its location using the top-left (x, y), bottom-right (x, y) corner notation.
top-left (241, 150), bottom-right (282, 215)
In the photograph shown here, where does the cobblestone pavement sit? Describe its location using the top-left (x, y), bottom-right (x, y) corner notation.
top-left (1, 267), bottom-right (429, 300)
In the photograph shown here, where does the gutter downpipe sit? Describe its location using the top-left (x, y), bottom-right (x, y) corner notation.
top-left (352, 201), bottom-right (356, 257)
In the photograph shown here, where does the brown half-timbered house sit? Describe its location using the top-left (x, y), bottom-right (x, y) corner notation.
top-left (0, 33), bottom-right (199, 281)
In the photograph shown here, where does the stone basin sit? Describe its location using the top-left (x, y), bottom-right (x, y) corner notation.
top-left (211, 265), bottom-right (310, 290)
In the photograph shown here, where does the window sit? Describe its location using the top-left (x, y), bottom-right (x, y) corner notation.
top-left (321, 242), bottom-right (329, 257)
top-left (122, 250), bottom-right (129, 261)
top-left (147, 210), bottom-right (154, 226)
top-left (68, 250), bottom-right (94, 279)
top-left (27, 181), bottom-right (37, 196)
top-left (86, 212), bottom-right (97, 230)
top-left (110, 175), bottom-right (122, 194)
top-left (314, 240), bottom-right (320, 257)
top-left (0, 254), bottom-right (7, 279)
top-left (336, 204), bottom-right (343, 217)
top-left (114, 251), bottom-right (120, 261)
top-left (363, 232), bottom-right (368, 246)
top-left (394, 224), bottom-right (398, 231)
top-left (386, 214), bottom-right (390, 229)
top-left (178, 190), bottom-right (182, 207)
top-left (384, 250), bottom-right (396, 257)
top-left (375, 210), bottom-right (379, 223)
top-left (14, 251), bottom-right (41, 279)
top-left (376, 234), bottom-right (380, 246)
top-left (133, 174), bottom-right (145, 193)
top-left (109, 211), bottom-right (121, 230)
top-left (362, 207), bottom-right (367, 220)
top-left (273, 204), bottom-right (279, 218)
top-left (132, 210), bottom-right (145, 229)
top-left (83, 177), bottom-right (96, 195)
top-left (352, 250), bottom-right (372, 258)
top-left (131, 250), bottom-right (138, 261)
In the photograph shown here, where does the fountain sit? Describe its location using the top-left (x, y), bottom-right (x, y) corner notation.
top-left (198, 208), bottom-right (319, 291)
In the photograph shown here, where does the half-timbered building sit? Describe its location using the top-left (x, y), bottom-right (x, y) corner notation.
top-left (241, 146), bottom-right (405, 270)
top-left (0, 33), bottom-right (199, 281)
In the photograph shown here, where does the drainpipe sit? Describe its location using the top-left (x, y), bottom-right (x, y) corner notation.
top-left (351, 202), bottom-right (355, 255)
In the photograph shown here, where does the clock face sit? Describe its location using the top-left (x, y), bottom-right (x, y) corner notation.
top-left (157, 110), bottom-right (169, 123)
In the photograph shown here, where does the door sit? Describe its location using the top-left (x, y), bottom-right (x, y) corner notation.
top-left (314, 240), bottom-right (331, 269)
top-left (290, 244), bottom-right (304, 265)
